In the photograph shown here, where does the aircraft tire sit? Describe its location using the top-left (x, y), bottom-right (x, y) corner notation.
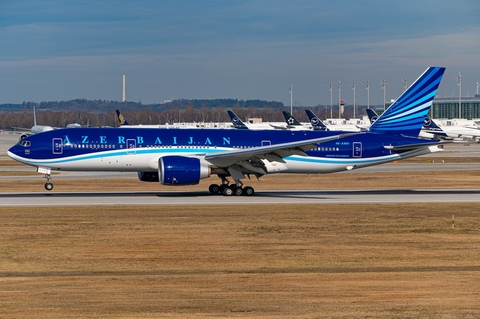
top-left (243, 186), bottom-right (254, 196)
top-left (209, 184), bottom-right (220, 194)
top-left (223, 187), bottom-right (234, 196)
top-left (233, 187), bottom-right (243, 196)
top-left (45, 182), bottom-right (54, 191)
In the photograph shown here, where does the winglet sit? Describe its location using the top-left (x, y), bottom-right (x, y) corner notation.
top-left (305, 109), bottom-right (329, 131)
top-left (369, 67), bottom-right (446, 137)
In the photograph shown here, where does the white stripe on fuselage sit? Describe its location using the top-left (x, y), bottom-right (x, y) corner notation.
top-left (7, 145), bottom-right (442, 174)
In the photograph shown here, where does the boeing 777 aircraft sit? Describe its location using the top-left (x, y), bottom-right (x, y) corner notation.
top-left (8, 67), bottom-right (446, 195)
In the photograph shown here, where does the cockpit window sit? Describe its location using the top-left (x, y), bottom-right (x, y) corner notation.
top-left (16, 140), bottom-right (31, 147)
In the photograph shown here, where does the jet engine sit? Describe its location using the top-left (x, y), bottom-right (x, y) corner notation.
top-left (158, 156), bottom-right (210, 186)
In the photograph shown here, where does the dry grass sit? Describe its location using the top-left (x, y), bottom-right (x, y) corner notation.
top-left (1, 204), bottom-right (480, 318)
top-left (2, 159), bottom-right (480, 318)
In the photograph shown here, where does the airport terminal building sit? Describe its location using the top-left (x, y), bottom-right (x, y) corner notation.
top-left (431, 94), bottom-right (480, 120)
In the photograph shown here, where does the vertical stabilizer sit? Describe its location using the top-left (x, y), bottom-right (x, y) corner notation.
top-left (369, 67), bottom-right (445, 137)
top-left (227, 110), bottom-right (249, 129)
top-left (305, 109), bottom-right (329, 131)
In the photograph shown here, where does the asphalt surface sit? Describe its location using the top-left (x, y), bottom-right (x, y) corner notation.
top-left (1, 189), bottom-right (480, 206)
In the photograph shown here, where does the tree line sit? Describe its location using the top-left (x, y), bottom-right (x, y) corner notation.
top-left (0, 99), bottom-right (368, 130)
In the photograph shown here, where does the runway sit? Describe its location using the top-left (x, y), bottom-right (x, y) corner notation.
top-left (2, 188), bottom-right (480, 206)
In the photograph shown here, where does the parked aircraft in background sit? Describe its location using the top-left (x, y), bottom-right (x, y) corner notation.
top-left (9, 67), bottom-right (446, 196)
top-left (226, 110), bottom-right (292, 130)
top-left (13, 107), bottom-right (84, 139)
top-left (423, 116), bottom-right (480, 141)
top-left (305, 110), bottom-right (329, 131)
top-left (116, 109), bottom-right (130, 126)
top-left (365, 108), bottom-right (379, 125)
top-left (116, 109), bottom-right (198, 129)
top-left (13, 105), bottom-right (54, 140)
top-left (226, 110), bottom-right (249, 129)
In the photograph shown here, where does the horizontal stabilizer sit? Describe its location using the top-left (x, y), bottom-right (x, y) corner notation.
top-left (383, 141), bottom-right (447, 152)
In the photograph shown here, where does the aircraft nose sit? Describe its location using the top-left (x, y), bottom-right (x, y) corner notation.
top-left (7, 144), bottom-right (29, 162)
top-left (7, 145), bottom-right (19, 158)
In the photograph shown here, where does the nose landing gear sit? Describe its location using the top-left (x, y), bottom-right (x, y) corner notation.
top-left (44, 174), bottom-right (53, 191)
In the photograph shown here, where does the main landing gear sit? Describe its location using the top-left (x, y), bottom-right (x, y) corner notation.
top-left (208, 183), bottom-right (254, 196)
top-left (208, 176), bottom-right (254, 196)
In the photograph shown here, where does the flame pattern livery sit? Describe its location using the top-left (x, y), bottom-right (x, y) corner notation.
top-left (369, 67), bottom-right (446, 137)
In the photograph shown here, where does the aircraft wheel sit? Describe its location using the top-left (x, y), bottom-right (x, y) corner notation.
top-left (243, 186), bottom-right (254, 196)
top-left (233, 187), bottom-right (244, 196)
top-left (209, 184), bottom-right (220, 194)
top-left (223, 187), bottom-right (234, 196)
top-left (45, 182), bottom-right (54, 191)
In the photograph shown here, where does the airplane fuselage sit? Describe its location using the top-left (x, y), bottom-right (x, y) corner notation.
top-left (9, 127), bottom-right (441, 175)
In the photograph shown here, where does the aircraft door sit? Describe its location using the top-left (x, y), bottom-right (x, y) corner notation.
top-left (52, 138), bottom-right (63, 154)
top-left (126, 139), bottom-right (136, 155)
top-left (353, 142), bottom-right (362, 157)
top-left (261, 140), bottom-right (271, 146)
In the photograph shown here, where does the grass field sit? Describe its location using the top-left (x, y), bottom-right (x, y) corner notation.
top-left (1, 158), bottom-right (480, 318)
top-left (1, 204), bottom-right (480, 318)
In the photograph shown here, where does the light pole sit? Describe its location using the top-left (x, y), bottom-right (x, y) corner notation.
top-left (380, 80), bottom-right (386, 111)
top-left (363, 81), bottom-right (370, 109)
top-left (337, 81), bottom-right (341, 119)
top-left (288, 85), bottom-right (293, 114)
top-left (350, 81), bottom-right (356, 119)
top-left (454, 73), bottom-right (461, 118)
top-left (327, 83), bottom-right (333, 119)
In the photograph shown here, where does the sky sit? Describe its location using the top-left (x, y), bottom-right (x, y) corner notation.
top-left (1, 0), bottom-right (479, 107)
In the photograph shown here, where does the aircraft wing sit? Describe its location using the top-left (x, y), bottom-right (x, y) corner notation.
top-left (205, 132), bottom-right (360, 167)
top-left (424, 129), bottom-right (480, 138)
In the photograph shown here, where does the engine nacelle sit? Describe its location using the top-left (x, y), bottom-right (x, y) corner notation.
top-left (137, 171), bottom-right (159, 182)
top-left (158, 156), bottom-right (210, 186)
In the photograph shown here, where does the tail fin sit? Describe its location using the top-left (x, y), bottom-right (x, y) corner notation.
top-left (369, 67), bottom-right (446, 137)
top-left (365, 108), bottom-right (379, 124)
top-left (227, 110), bottom-right (249, 129)
top-left (305, 109), bottom-right (329, 131)
top-left (423, 115), bottom-right (442, 130)
top-left (115, 110), bottom-right (129, 126)
top-left (423, 115), bottom-right (448, 138)
top-left (282, 111), bottom-right (302, 127)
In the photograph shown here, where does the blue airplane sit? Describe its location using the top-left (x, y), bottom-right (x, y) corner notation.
top-left (8, 67), bottom-right (446, 195)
